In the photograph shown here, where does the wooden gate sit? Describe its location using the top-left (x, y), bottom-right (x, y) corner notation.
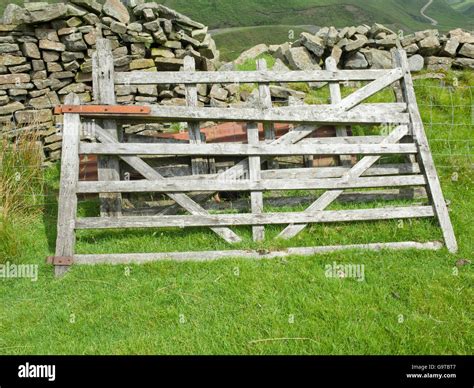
top-left (49, 39), bottom-right (457, 276)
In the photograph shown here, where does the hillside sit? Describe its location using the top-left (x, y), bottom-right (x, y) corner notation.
top-left (160, 0), bottom-right (473, 31)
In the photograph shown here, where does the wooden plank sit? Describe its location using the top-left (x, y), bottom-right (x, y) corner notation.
top-left (54, 93), bottom-right (81, 277)
top-left (115, 69), bottom-right (394, 85)
top-left (93, 38), bottom-right (122, 217)
top-left (77, 174), bottom-right (426, 193)
top-left (279, 125), bottom-right (410, 239)
top-left (336, 67), bottom-right (403, 111)
top-left (72, 104), bottom-right (410, 124)
top-left (393, 48), bottom-right (458, 253)
top-left (80, 142), bottom-right (417, 156)
top-left (326, 57), bottom-right (352, 166)
top-left (257, 59), bottom-right (278, 169)
top-left (124, 188), bottom-right (428, 215)
top-left (74, 241), bottom-right (443, 264)
top-left (75, 206), bottom-right (435, 229)
top-left (92, 126), bottom-right (242, 243)
top-left (184, 56), bottom-right (208, 175)
top-left (247, 122), bottom-right (264, 241)
top-left (55, 105), bottom-right (151, 115)
top-left (168, 163), bottom-right (421, 181)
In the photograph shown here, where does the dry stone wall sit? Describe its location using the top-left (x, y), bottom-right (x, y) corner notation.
top-left (233, 24), bottom-right (474, 73)
top-left (0, 0), bottom-right (220, 162)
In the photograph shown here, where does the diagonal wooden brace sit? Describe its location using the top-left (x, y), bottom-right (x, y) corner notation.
top-left (278, 125), bottom-right (410, 239)
top-left (91, 125), bottom-right (242, 244)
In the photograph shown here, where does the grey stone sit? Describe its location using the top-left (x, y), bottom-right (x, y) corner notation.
top-left (344, 52), bottom-right (368, 69)
top-left (128, 23), bottom-right (143, 33)
top-left (155, 57), bottom-right (184, 71)
top-left (46, 62), bottom-right (63, 72)
top-left (61, 33), bottom-right (87, 51)
top-left (272, 58), bottom-right (290, 72)
top-left (424, 56), bottom-right (453, 71)
top-left (62, 51), bottom-right (84, 62)
top-left (269, 85), bottom-right (305, 100)
top-left (209, 85), bottom-right (228, 101)
top-left (0, 54), bottom-right (26, 66)
top-left (408, 55), bottom-right (424, 72)
top-left (459, 43), bottom-right (474, 59)
top-left (29, 91), bottom-right (60, 109)
top-left (9, 64), bottom-right (32, 73)
top-left (35, 28), bottom-right (59, 42)
top-left (0, 95), bottom-right (10, 106)
top-left (67, 4), bottom-right (88, 17)
top-left (440, 38), bottom-right (459, 57)
top-left (453, 58), bottom-right (474, 69)
top-left (361, 49), bottom-right (392, 69)
top-left (2, 4), bottom-right (30, 24)
top-left (285, 47), bottom-right (321, 70)
top-left (405, 43), bottom-right (419, 55)
top-left (137, 85), bottom-right (158, 96)
top-left (110, 21), bottom-right (127, 34)
top-left (8, 88), bottom-right (28, 96)
top-left (234, 44), bottom-right (268, 65)
top-left (344, 35), bottom-right (368, 51)
top-left (39, 40), bottom-right (65, 52)
top-left (70, 0), bottom-right (102, 14)
top-left (32, 60), bottom-right (45, 71)
top-left (448, 29), bottom-right (474, 44)
top-left (15, 109), bottom-right (52, 124)
top-left (418, 36), bottom-right (440, 55)
top-left (300, 33), bottom-right (325, 58)
top-left (0, 73), bottom-right (30, 85)
top-left (66, 17), bottom-right (83, 28)
top-left (0, 43), bottom-right (20, 53)
top-left (21, 42), bottom-right (41, 59)
top-left (29, 3), bottom-right (68, 23)
top-left (43, 50), bottom-right (60, 62)
top-left (103, 0), bottom-right (130, 24)
top-left (0, 101), bottom-right (24, 115)
top-left (370, 23), bottom-right (395, 37)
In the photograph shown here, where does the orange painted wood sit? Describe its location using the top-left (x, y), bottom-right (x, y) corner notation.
top-left (54, 105), bottom-right (151, 115)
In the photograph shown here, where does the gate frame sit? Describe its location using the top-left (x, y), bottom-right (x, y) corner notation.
top-left (50, 40), bottom-right (457, 276)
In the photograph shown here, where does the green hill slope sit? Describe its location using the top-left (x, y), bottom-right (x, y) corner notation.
top-left (160, 0), bottom-right (473, 31)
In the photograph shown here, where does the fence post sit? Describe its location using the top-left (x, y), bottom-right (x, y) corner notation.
top-left (393, 48), bottom-right (458, 253)
top-left (184, 56), bottom-right (210, 175)
top-left (54, 93), bottom-right (81, 276)
top-left (93, 38), bottom-right (122, 217)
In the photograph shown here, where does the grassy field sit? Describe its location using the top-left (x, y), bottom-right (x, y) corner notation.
top-left (0, 70), bottom-right (473, 355)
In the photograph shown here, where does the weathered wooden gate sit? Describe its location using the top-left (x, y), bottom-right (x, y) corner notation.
top-left (49, 39), bottom-right (457, 276)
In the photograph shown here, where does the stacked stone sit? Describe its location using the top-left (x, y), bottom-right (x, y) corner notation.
top-left (0, 0), bottom-right (220, 161)
top-left (234, 23), bottom-right (474, 73)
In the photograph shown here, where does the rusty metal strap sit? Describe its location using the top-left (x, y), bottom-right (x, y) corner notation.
top-left (54, 105), bottom-right (151, 115)
top-left (46, 256), bottom-right (74, 265)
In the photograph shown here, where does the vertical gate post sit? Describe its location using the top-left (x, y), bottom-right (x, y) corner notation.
top-left (93, 38), bottom-right (122, 217)
top-left (393, 49), bottom-right (458, 253)
top-left (325, 57), bottom-right (352, 166)
top-left (184, 56), bottom-right (210, 175)
top-left (54, 93), bottom-right (81, 277)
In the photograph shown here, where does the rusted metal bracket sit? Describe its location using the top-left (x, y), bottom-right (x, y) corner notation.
top-left (46, 256), bottom-right (74, 266)
top-left (54, 105), bottom-right (151, 115)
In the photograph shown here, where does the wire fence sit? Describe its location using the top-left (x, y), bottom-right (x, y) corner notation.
top-left (1, 80), bottom-right (473, 210)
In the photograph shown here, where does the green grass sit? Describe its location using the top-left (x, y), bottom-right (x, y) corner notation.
top-left (0, 72), bottom-right (472, 355)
